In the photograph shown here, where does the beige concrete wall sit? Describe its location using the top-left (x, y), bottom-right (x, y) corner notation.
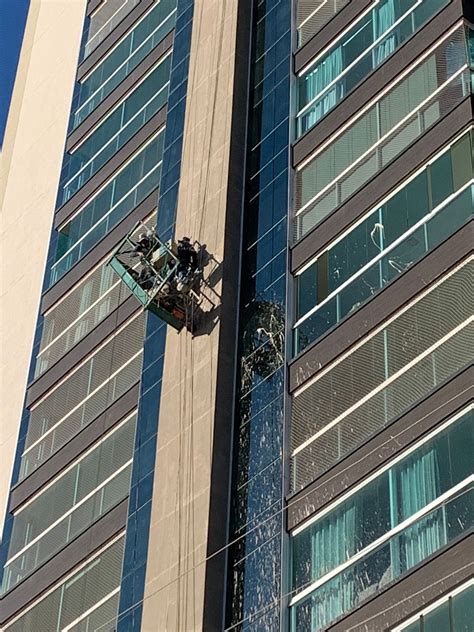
top-left (0, 0), bottom-right (86, 536)
top-left (141, 0), bottom-right (242, 629)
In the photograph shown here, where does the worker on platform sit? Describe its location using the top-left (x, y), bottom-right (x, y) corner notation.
top-left (138, 264), bottom-right (155, 291)
top-left (132, 230), bottom-right (155, 257)
top-left (176, 236), bottom-right (198, 283)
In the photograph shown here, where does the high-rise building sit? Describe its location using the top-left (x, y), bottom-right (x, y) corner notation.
top-left (0, 0), bottom-right (472, 631)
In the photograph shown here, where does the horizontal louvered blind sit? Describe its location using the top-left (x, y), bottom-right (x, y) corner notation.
top-left (21, 313), bottom-right (145, 479)
top-left (290, 258), bottom-right (473, 492)
top-left (36, 213), bottom-right (156, 376)
top-left (294, 25), bottom-right (470, 242)
top-left (83, 0), bottom-right (140, 58)
top-left (4, 537), bottom-right (124, 632)
top-left (296, 0), bottom-right (349, 47)
top-left (2, 414), bottom-right (136, 593)
top-left (68, 590), bottom-right (120, 632)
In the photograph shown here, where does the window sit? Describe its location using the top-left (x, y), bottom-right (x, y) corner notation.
top-left (296, 0), bottom-right (350, 47)
top-left (294, 130), bottom-right (473, 353)
top-left (71, 0), bottom-right (176, 129)
top-left (2, 414), bottom-right (136, 593)
top-left (294, 24), bottom-right (471, 242)
top-left (4, 537), bottom-right (125, 632)
top-left (291, 259), bottom-right (473, 492)
top-left (21, 314), bottom-right (145, 479)
top-left (36, 215), bottom-right (155, 377)
top-left (394, 581), bottom-right (474, 631)
top-left (290, 409), bottom-right (473, 632)
top-left (38, 263), bottom-right (121, 376)
top-left (50, 130), bottom-right (164, 286)
top-left (60, 53), bottom-right (171, 204)
top-left (81, 0), bottom-right (140, 60)
top-left (297, 0), bottom-right (449, 136)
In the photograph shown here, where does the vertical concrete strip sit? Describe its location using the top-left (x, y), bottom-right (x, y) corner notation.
top-left (0, 0), bottom-right (86, 535)
top-left (141, 0), bottom-right (247, 628)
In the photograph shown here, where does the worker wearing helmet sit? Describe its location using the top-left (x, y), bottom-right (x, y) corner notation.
top-left (176, 237), bottom-right (198, 281)
top-left (132, 230), bottom-right (155, 257)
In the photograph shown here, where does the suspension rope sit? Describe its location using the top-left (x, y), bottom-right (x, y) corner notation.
top-left (193, 0), bottom-right (228, 247)
top-left (92, 475), bottom-right (474, 632)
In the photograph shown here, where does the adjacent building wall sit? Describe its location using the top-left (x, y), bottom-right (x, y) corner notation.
top-left (0, 0), bottom-right (86, 535)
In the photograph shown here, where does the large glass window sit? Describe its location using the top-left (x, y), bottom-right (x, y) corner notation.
top-left (394, 582), bottom-right (474, 632)
top-left (20, 313), bottom-right (145, 479)
top-left (50, 130), bottom-right (164, 286)
top-left (81, 0), bottom-right (140, 60)
top-left (60, 53), bottom-right (171, 205)
top-left (294, 130), bottom-right (473, 353)
top-left (291, 259), bottom-right (473, 491)
top-left (36, 216), bottom-right (155, 377)
top-left (2, 414), bottom-right (136, 593)
top-left (37, 263), bottom-right (124, 377)
top-left (4, 537), bottom-right (125, 632)
top-left (294, 25), bottom-right (471, 242)
top-left (290, 409), bottom-right (473, 632)
top-left (71, 0), bottom-right (176, 129)
top-left (297, 0), bottom-right (450, 136)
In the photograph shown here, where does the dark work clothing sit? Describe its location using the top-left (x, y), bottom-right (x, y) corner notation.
top-left (133, 236), bottom-right (152, 256)
top-left (138, 267), bottom-right (154, 290)
top-left (177, 242), bottom-right (198, 271)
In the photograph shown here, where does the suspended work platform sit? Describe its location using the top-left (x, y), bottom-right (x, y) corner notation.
top-left (108, 221), bottom-right (201, 331)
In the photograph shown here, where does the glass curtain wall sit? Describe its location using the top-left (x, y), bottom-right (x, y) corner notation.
top-left (50, 131), bottom-right (165, 286)
top-left (294, 129), bottom-right (474, 354)
top-left (225, 0), bottom-right (291, 629)
top-left (290, 409), bottom-right (473, 631)
top-left (294, 24), bottom-right (471, 242)
top-left (36, 216), bottom-right (154, 377)
top-left (3, 537), bottom-right (125, 632)
top-left (70, 0), bottom-right (177, 130)
top-left (80, 0), bottom-right (140, 61)
top-left (290, 259), bottom-right (473, 491)
top-left (60, 53), bottom-right (171, 205)
top-left (297, 0), bottom-right (450, 136)
top-left (20, 313), bottom-right (145, 479)
top-left (296, 0), bottom-right (350, 47)
top-left (2, 414), bottom-right (136, 593)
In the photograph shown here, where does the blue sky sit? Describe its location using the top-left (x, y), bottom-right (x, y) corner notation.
top-left (0, 0), bottom-right (30, 147)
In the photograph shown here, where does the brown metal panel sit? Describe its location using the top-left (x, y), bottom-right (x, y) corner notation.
top-left (86, 0), bottom-right (104, 17)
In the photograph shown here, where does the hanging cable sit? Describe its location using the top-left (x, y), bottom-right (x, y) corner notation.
top-left (90, 384), bottom-right (473, 632)
top-left (92, 478), bottom-right (474, 632)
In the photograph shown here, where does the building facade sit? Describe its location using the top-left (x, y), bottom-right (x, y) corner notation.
top-left (0, 0), bottom-right (472, 631)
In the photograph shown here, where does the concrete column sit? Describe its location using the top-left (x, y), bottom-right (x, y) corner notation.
top-left (141, 0), bottom-right (249, 628)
